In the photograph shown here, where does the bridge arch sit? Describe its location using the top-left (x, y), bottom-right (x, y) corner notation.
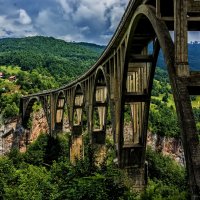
top-left (118, 4), bottom-right (200, 195)
top-left (72, 83), bottom-right (85, 134)
top-left (70, 83), bottom-right (85, 162)
top-left (22, 97), bottom-right (40, 128)
top-left (117, 4), bottom-right (174, 168)
top-left (92, 67), bottom-right (109, 139)
top-left (54, 90), bottom-right (66, 132)
top-left (91, 66), bottom-right (114, 164)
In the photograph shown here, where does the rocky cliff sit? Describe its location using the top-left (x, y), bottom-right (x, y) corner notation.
top-left (0, 109), bottom-right (49, 155)
top-left (147, 132), bottom-right (185, 165)
top-left (0, 114), bottom-right (185, 165)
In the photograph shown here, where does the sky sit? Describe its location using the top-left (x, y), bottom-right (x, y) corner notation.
top-left (0, 0), bottom-right (199, 45)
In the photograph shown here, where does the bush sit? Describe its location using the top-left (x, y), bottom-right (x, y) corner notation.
top-left (3, 102), bottom-right (19, 118)
top-left (4, 165), bottom-right (55, 200)
top-left (146, 147), bottom-right (187, 191)
top-left (24, 134), bottom-right (48, 165)
top-left (0, 157), bottom-right (16, 199)
top-left (141, 179), bottom-right (188, 200)
top-left (7, 148), bottom-right (24, 168)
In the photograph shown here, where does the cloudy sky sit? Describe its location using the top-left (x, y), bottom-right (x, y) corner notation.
top-left (0, 0), bottom-right (199, 45)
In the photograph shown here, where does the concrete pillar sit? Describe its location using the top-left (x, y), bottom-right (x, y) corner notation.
top-left (50, 93), bottom-right (55, 136)
top-left (174, 0), bottom-right (189, 77)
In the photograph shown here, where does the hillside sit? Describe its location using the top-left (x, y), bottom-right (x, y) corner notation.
top-left (0, 36), bottom-right (105, 85)
top-left (0, 36), bottom-right (105, 120)
top-left (1, 37), bottom-right (200, 79)
top-left (0, 36), bottom-right (199, 125)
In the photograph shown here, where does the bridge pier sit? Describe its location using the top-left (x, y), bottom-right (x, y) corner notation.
top-left (124, 165), bottom-right (147, 191)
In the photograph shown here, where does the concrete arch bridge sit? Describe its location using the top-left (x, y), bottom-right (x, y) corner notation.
top-left (20, 0), bottom-right (200, 198)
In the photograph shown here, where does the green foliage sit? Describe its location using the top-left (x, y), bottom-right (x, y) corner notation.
top-left (16, 68), bottom-right (58, 93)
top-left (24, 134), bottom-right (49, 165)
top-left (0, 132), bottom-right (133, 200)
top-left (139, 147), bottom-right (188, 200)
top-left (146, 147), bottom-right (186, 191)
top-left (24, 133), bottom-right (69, 166)
top-left (0, 157), bottom-right (16, 198)
top-left (193, 107), bottom-right (200, 123)
top-left (141, 179), bottom-right (187, 200)
top-left (149, 102), bottom-right (180, 137)
top-left (50, 158), bottom-right (133, 200)
top-left (3, 102), bottom-right (19, 118)
top-left (7, 148), bottom-right (24, 168)
top-left (0, 36), bottom-right (104, 120)
top-left (0, 132), bottom-right (189, 200)
top-left (4, 165), bottom-right (55, 200)
top-left (0, 80), bottom-right (21, 119)
top-left (63, 173), bottom-right (131, 200)
top-left (0, 36), bottom-right (104, 85)
top-left (124, 104), bottom-right (131, 123)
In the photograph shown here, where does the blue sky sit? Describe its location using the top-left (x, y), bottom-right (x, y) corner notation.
top-left (0, 0), bottom-right (199, 45)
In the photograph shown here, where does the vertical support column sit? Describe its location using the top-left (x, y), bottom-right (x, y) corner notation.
top-left (156, 0), bottom-right (161, 18)
top-left (174, 1), bottom-right (200, 198)
top-left (175, 79), bottom-right (200, 199)
top-left (114, 50), bottom-right (123, 166)
top-left (85, 80), bottom-right (90, 132)
top-left (69, 89), bottom-right (74, 129)
top-left (109, 58), bottom-right (117, 145)
top-left (174, 0), bottom-right (189, 76)
top-left (50, 93), bottom-right (55, 136)
top-left (88, 77), bottom-right (94, 137)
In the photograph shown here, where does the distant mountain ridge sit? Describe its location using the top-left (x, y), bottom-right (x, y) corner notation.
top-left (0, 36), bottom-right (105, 85)
top-left (157, 43), bottom-right (200, 70)
top-left (0, 36), bottom-right (199, 84)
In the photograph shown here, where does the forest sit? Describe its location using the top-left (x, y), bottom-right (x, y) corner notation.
top-left (0, 133), bottom-right (187, 199)
top-left (0, 36), bottom-right (200, 199)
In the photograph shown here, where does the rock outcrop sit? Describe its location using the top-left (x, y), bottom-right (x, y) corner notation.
top-left (0, 114), bottom-right (185, 166)
top-left (0, 109), bottom-right (49, 154)
top-left (147, 132), bottom-right (185, 165)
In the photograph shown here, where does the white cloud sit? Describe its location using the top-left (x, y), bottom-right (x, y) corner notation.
top-left (109, 5), bottom-right (126, 31)
top-left (188, 32), bottom-right (200, 42)
top-left (0, 0), bottom-right (200, 46)
top-left (56, 0), bottom-right (73, 15)
top-left (0, 0), bottom-right (130, 44)
top-left (19, 9), bottom-right (32, 25)
top-left (60, 33), bottom-right (84, 42)
top-left (0, 14), bottom-right (36, 38)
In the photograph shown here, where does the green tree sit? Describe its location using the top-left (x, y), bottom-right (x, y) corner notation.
top-left (4, 165), bottom-right (55, 200)
top-left (3, 102), bottom-right (19, 118)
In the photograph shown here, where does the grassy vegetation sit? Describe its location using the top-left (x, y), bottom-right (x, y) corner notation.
top-left (0, 65), bottom-right (21, 75)
top-left (150, 67), bottom-right (200, 136)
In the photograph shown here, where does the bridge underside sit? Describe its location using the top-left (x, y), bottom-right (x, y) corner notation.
top-left (20, 0), bottom-right (200, 198)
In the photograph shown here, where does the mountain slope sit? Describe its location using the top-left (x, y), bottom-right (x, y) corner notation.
top-left (1, 36), bottom-right (200, 82)
top-left (0, 36), bottom-right (105, 85)
top-left (157, 43), bottom-right (200, 70)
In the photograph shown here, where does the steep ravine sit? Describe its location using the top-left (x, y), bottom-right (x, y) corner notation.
top-left (147, 132), bottom-right (185, 165)
top-left (0, 114), bottom-right (185, 165)
top-left (0, 109), bottom-right (49, 155)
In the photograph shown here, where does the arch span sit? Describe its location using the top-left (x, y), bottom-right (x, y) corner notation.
top-left (22, 97), bottom-right (40, 128)
top-left (70, 83), bottom-right (85, 162)
top-left (121, 4), bottom-right (200, 195)
top-left (55, 91), bottom-right (66, 132)
top-left (20, 1), bottom-right (200, 197)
